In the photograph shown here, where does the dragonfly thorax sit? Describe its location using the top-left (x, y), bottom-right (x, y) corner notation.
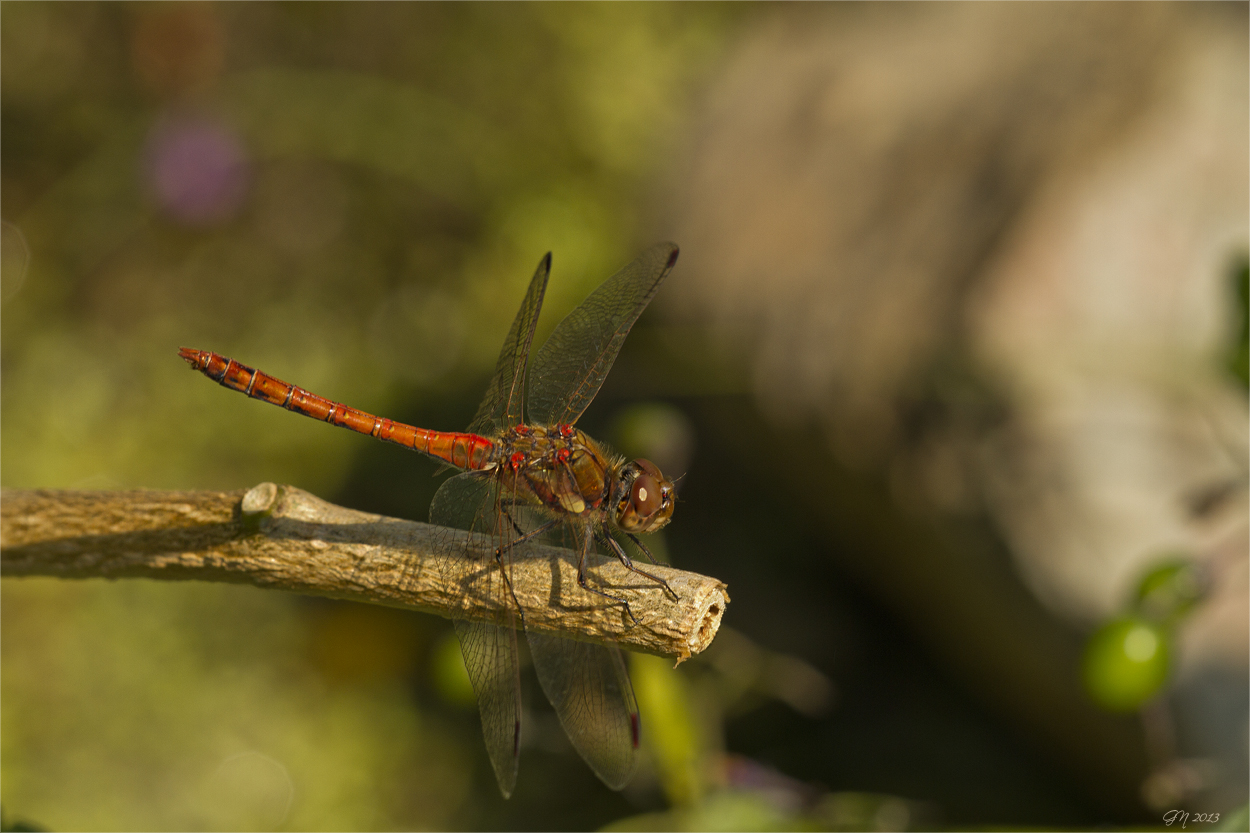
top-left (491, 425), bottom-right (674, 533)
top-left (492, 424), bottom-right (614, 516)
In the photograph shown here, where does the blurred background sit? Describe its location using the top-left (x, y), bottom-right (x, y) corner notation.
top-left (2, 3), bottom-right (1246, 830)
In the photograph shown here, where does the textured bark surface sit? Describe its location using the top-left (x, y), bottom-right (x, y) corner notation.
top-left (1, 484), bottom-right (728, 661)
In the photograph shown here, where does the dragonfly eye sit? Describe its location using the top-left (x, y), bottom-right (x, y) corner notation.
top-left (615, 458), bottom-right (674, 533)
top-left (635, 458), bottom-right (662, 479)
top-left (630, 473), bottom-right (661, 517)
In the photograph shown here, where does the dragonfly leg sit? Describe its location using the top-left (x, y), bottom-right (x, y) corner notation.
top-left (577, 563), bottom-right (641, 627)
top-left (493, 555), bottom-right (526, 628)
top-left (492, 506), bottom-right (564, 622)
top-left (605, 533), bottom-right (680, 602)
top-left (496, 505), bottom-right (561, 551)
top-left (576, 528), bottom-right (643, 626)
top-left (625, 533), bottom-right (681, 601)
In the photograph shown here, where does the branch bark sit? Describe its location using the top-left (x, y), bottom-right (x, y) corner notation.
top-left (0, 484), bottom-right (727, 661)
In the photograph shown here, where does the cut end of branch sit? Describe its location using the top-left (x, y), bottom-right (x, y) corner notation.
top-left (682, 584), bottom-right (729, 663)
top-left (241, 482), bottom-right (279, 515)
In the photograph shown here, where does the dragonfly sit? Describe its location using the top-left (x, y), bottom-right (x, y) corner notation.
top-left (179, 242), bottom-right (681, 797)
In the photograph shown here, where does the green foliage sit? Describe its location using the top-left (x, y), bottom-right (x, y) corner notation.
top-left (0, 4), bottom-right (744, 829)
top-left (1226, 254), bottom-right (1250, 389)
top-left (631, 653), bottom-right (706, 808)
top-left (432, 630), bottom-right (477, 708)
top-left (1228, 256), bottom-right (1250, 388)
top-left (1215, 803), bottom-right (1250, 832)
top-left (1083, 555), bottom-right (1209, 713)
top-left (0, 806), bottom-right (47, 833)
top-left (1131, 558), bottom-right (1205, 626)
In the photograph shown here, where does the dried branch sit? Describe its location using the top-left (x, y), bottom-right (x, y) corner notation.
top-left (0, 484), bottom-right (728, 661)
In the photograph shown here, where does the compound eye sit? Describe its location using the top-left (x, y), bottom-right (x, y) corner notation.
top-left (635, 458), bottom-right (662, 479)
top-left (630, 473), bottom-right (662, 518)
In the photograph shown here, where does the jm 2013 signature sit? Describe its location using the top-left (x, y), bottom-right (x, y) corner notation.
top-left (1164, 810), bottom-right (1220, 828)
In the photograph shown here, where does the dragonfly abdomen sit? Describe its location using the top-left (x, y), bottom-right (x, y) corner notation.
top-left (179, 348), bottom-right (494, 470)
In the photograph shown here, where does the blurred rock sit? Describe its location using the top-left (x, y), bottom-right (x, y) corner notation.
top-left (661, 0), bottom-right (1247, 814)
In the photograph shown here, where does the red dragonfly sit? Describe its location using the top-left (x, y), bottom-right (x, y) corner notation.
top-left (180, 242), bottom-right (681, 797)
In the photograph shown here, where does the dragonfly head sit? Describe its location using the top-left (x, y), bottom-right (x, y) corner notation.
top-left (613, 458), bottom-right (675, 534)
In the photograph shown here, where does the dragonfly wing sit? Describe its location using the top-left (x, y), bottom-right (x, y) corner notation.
top-left (454, 617), bottom-right (522, 798)
top-left (430, 471), bottom-right (523, 798)
top-left (527, 631), bottom-right (640, 790)
top-left (468, 252), bottom-right (551, 435)
top-left (527, 242), bottom-right (679, 426)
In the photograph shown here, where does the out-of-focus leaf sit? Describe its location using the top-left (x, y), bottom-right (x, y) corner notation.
top-left (1132, 557), bottom-right (1205, 626)
top-left (433, 629), bottom-right (476, 707)
top-left (630, 653), bottom-right (705, 808)
top-left (1227, 255), bottom-right (1249, 389)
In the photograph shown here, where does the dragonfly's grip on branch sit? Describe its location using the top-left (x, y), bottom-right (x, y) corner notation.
top-left (0, 485), bottom-right (728, 662)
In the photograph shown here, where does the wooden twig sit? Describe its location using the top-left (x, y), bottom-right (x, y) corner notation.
top-left (0, 484), bottom-right (728, 662)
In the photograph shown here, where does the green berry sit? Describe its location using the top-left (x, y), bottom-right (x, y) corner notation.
top-left (1083, 616), bottom-right (1171, 712)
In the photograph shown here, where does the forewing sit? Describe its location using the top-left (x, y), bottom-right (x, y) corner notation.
top-left (430, 472), bottom-right (523, 798)
top-left (528, 631), bottom-right (640, 790)
top-left (468, 253), bottom-right (551, 435)
top-left (527, 243), bottom-right (678, 426)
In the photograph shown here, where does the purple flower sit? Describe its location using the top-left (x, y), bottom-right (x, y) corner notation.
top-left (144, 114), bottom-right (249, 226)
